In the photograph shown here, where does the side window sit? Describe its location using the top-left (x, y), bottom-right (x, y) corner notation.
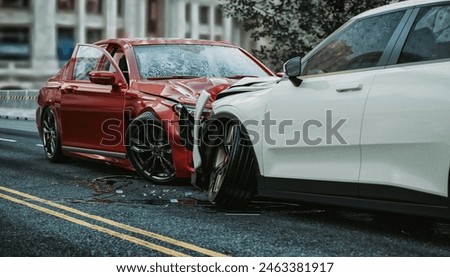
top-left (399, 4), bottom-right (450, 63)
top-left (302, 11), bottom-right (405, 76)
top-left (73, 45), bottom-right (115, 80)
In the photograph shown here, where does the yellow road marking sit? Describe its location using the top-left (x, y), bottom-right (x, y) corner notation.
top-left (0, 192), bottom-right (189, 257)
top-left (0, 186), bottom-right (227, 257)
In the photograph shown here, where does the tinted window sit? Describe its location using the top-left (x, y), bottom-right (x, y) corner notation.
top-left (302, 11), bottom-right (405, 76)
top-left (399, 4), bottom-right (450, 63)
top-left (134, 45), bottom-right (269, 79)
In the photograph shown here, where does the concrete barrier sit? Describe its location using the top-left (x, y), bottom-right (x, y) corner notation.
top-left (0, 90), bottom-right (39, 120)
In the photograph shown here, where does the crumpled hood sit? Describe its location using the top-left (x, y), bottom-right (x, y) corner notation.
top-left (137, 77), bottom-right (235, 105)
top-left (215, 76), bottom-right (281, 100)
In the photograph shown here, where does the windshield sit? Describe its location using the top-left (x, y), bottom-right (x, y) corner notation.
top-left (133, 44), bottom-right (270, 79)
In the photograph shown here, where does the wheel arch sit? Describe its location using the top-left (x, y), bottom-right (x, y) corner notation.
top-left (124, 107), bottom-right (160, 136)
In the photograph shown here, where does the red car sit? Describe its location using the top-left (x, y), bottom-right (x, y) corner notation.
top-left (36, 38), bottom-right (274, 184)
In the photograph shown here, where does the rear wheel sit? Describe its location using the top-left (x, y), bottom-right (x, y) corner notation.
top-left (41, 108), bottom-right (63, 162)
top-left (126, 113), bottom-right (176, 184)
top-left (206, 120), bottom-right (257, 209)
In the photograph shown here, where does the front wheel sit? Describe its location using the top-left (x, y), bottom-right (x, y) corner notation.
top-left (126, 113), bottom-right (176, 184)
top-left (207, 120), bottom-right (257, 209)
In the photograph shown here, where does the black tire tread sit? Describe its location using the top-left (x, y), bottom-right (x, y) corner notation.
top-left (209, 122), bottom-right (257, 209)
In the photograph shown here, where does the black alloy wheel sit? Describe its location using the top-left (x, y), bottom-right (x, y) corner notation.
top-left (41, 108), bottom-right (63, 162)
top-left (126, 113), bottom-right (176, 184)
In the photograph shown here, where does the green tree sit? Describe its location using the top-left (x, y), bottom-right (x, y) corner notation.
top-left (223, 0), bottom-right (403, 70)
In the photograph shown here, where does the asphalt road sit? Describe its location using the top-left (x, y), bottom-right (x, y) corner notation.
top-left (1, 118), bottom-right (450, 257)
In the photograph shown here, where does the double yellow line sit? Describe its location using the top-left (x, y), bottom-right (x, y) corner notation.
top-left (0, 186), bottom-right (227, 257)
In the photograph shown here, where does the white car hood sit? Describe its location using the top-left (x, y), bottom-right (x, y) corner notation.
top-left (216, 76), bottom-right (281, 97)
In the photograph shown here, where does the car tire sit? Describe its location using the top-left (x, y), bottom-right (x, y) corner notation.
top-left (126, 112), bottom-right (176, 184)
top-left (41, 107), bottom-right (64, 162)
top-left (205, 120), bottom-right (257, 209)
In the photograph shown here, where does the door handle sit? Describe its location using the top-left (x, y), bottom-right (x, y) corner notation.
top-left (63, 85), bottom-right (78, 93)
top-left (336, 83), bottom-right (363, 93)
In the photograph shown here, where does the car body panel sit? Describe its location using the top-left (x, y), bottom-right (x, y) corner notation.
top-left (262, 71), bottom-right (376, 187)
top-left (360, 60), bottom-right (450, 198)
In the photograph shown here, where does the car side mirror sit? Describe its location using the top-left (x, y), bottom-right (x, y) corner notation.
top-left (89, 71), bottom-right (117, 86)
top-left (283, 57), bottom-right (303, 87)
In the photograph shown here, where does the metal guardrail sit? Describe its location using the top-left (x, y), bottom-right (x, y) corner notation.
top-left (0, 90), bottom-right (39, 120)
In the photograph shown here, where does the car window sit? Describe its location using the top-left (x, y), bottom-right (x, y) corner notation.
top-left (73, 45), bottom-right (116, 80)
top-left (302, 11), bottom-right (405, 76)
top-left (399, 4), bottom-right (450, 63)
top-left (133, 45), bottom-right (269, 79)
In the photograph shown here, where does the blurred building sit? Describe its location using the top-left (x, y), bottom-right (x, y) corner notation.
top-left (0, 0), bottom-right (255, 89)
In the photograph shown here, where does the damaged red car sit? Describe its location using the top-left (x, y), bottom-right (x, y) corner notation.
top-left (36, 38), bottom-right (274, 184)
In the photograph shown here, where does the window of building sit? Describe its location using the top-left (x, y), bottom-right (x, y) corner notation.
top-left (57, 0), bottom-right (75, 11)
top-left (117, 0), bottom-right (124, 16)
top-left (57, 28), bottom-right (75, 66)
top-left (199, 6), bottom-right (209, 25)
top-left (86, 29), bottom-right (103, 43)
top-left (0, 0), bottom-right (30, 8)
top-left (0, 27), bottom-right (30, 60)
top-left (199, 34), bottom-right (210, 40)
top-left (86, 0), bottom-right (102, 14)
top-left (215, 5), bottom-right (223, 26)
top-left (185, 3), bottom-right (191, 23)
top-left (147, 0), bottom-right (159, 36)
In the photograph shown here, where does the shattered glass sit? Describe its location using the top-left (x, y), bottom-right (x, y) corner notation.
top-left (133, 45), bottom-right (268, 79)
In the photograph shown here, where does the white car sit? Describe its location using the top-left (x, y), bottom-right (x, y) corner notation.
top-left (193, 0), bottom-right (450, 218)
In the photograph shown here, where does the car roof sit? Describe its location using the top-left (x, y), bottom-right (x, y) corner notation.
top-left (95, 37), bottom-right (238, 48)
top-left (354, 0), bottom-right (450, 19)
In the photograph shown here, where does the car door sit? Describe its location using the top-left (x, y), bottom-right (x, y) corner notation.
top-left (359, 4), bottom-right (450, 205)
top-left (60, 44), bottom-right (128, 154)
top-left (262, 10), bottom-right (408, 197)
